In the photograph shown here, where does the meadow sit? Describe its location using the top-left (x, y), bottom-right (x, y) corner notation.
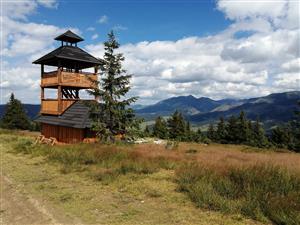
top-left (1, 129), bottom-right (299, 225)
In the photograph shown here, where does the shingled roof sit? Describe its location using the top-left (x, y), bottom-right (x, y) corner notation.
top-left (33, 45), bottom-right (103, 69)
top-left (35, 101), bottom-right (92, 128)
top-left (55, 30), bottom-right (84, 43)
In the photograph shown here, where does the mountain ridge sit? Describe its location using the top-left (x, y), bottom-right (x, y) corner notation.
top-left (0, 91), bottom-right (299, 128)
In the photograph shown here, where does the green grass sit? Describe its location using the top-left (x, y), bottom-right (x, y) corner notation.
top-left (9, 135), bottom-right (176, 182)
top-left (1, 132), bottom-right (257, 225)
top-left (176, 163), bottom-right (300, 225)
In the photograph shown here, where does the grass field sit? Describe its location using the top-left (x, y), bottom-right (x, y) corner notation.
top-left (1, 129), bottom-right (299, 225)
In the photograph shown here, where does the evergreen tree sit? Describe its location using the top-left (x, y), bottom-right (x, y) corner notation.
top-left (237, 111), bottom-right (250, 143)
top-left (226, 115), bottom-right (239, 143)
top-left (88, 31), bottom-right (138, 141)
top-left (0, 93), bottom-right (31, 130)
top-left (216, 117), bottom-right (227, 143)
top-left (252, 118), bottom-right (269, 147)
top-left (271, 101), bottom-right (300, 152)
top-left (289, 101), bottom-right (300, 151)
top-left (144, 125), bottom-right (151, 137)
top-left (153, 116), bottom-right (168, 139)
top-left (207, 123), bottom-right (216, 141)
top-left (192, 128), bottom-right (203, 143)
top-left (167, 111), bottom-right (186, 141)
top-left (184, 121), bottom-right (193, 141)
top-left (270, 126), bottom-right (292, 149)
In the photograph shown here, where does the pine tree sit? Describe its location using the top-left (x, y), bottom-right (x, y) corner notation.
top-left (226, 115), bottom-right (239, 143)
top-left (0, 93), bottom-right (31, 130)
top-left (216, 117), bottom-right (227, 143)
top-left (144, 125), bottom-right (151, 137)
top-left (88, 31), bottom-right (138, 141)
top-left (289, 101), bottom-right (300, 151)
top-left (207, 123), bottom-right (216, 141)
top-left (192, 128), bottom-right (203, 143)
top-left (252, 118), bottom-right (269, 147)
top-left (153, 116), bottom-right (168, 139)
top-left (184, 121), bottom-right (192, 141)
top-left (270, 126), bottom-right (292, 149)
top-left (167, 111), bottom-right (186, 141)
top-left (238, 111), bottom-right (250, 143)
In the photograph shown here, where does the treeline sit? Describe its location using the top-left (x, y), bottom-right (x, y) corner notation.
top-left (144, 111), bottom-right (208, 143)
top-left (0, 93), bottom-right (40, 131)
top-left (145, 107), bottom-right (300, 152)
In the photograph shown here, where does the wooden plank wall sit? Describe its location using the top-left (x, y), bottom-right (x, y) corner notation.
top-left (41, 123), bottom-right (85, 143)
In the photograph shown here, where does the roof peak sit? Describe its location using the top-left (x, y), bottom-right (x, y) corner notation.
top-left (55, 30), bottom-right (84, 43)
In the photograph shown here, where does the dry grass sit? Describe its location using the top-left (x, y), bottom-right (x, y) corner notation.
top-left (1, 129), bottom-right (300, 224)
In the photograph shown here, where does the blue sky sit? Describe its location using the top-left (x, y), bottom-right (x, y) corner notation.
top-left (1, 0), bottom-right (299, 104)
top-left (33, 1), bottom-right (230, 44)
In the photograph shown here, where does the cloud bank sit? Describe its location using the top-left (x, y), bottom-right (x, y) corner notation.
top-left (1, 0), bottom-right (299, 104)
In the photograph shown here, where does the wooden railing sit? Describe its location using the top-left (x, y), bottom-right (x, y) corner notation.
top-left (41, 99), bottom-right (76, 115)
top-left (41, 69), bottom-right (97, 88)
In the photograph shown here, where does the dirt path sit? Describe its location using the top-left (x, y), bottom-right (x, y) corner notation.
top-left (0, 174), bottom-right (59, 225)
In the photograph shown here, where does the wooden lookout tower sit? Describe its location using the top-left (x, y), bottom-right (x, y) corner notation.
top-left (34, 30), bottom-right (102, 143)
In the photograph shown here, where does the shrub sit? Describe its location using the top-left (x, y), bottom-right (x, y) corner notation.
top-left (11, 138), bottom-right (34, 154)
top-left (176, 164), bottom-right (300, 225)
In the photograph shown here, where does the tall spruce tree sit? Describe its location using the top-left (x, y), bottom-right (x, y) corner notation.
top-left (216, 117), bottom-right (227, 143)
top-left (88, 31), bottom-right (138, 140)
top-left (167, 111), bottom-right (186, 140)
top-left (144, 125), bottom-right (151, 137)
top-left (226, 115), bottom-right (239, 143)
top-left (207, 123), bottom-right (216, 141)
top-left (0, 93), bottom-right (31, 130)
top-left (238, 111), bottom-right (250, 143)
top-left (153, 116), bottom-right (168, 139)
top-left (252, 118), bottom-right (269, 147)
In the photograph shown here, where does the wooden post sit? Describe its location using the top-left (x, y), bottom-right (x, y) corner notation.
top-left (58, 86), bottom-right (62, 113)
top-left (41, 87), bottom-right (44, 99)
top-left (94, 66), bottom-right (100, 101)
top-left (75, 89), bottom-right (79, 99)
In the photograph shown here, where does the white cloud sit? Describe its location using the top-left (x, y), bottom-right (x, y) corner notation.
top-left (91, 34), bottom-right (98, 40)
top-left (281, 58), bottom-right (300, 72)
top-left (112, 25), bottom-right (128, 31)
top-left (217, 0), bottom-right (287, 21)
top-left (97, 15), bottom-right (108, 24)
top-left (87, 27), bottom-right (95, 31)
top-left (1, 0), bottom-right (299, 105)
top-left (36, 0), bottom-right (58, 8)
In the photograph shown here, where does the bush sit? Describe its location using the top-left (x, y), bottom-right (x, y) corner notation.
top-left (11, 138), bottom-right (34, 154)
top-left (176, 164), bottom-right (300, 225)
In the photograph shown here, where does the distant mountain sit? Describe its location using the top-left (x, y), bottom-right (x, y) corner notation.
top-left (0, 92), bottom-right (299, 129)
top-left (136, 95), bottom-right (221, 120)
top-left (135, 91), bottom-right (300, 128)
top-left (0, 104), bottom-right (40, 119)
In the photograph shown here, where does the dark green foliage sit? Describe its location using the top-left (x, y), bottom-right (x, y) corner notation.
top-left (271, 101), bottom-right (300, 152)
top-left (216, 117), bottom-right (227, 143)
top-left (153, 116), bottom-right (168, 139)
top-left (88, 31), bottom-right (138, 141)
top-left (210, 112), bottom-right (270, 148)
top-left (167, 111), bottom-right (187, 141)
top-left (207, 123), bottom-right (216, 141)
top-left (176, 164), bottom-right (300, 225)
top-left (225, 115), bottom-right (239, 143)
top-left (252, 118), bottom-right (269, 148)
top-left (270, 126), bottom-right (292, 148)
top-left (152, 112), bottom-right (206, 143)
top-left (143, 125), bottom-right (151, 137)
top-left (190, 128), bottom-right (204, 143)
top-left (0, 93), bottom-right (31, 130)
top-left (237, 111), bottom-right (250, 143)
